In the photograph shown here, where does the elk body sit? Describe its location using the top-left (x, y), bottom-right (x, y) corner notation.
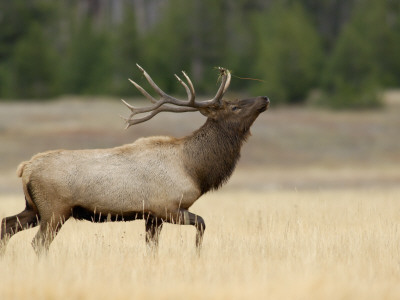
top-left (0, 66), bottom-right (269, 255)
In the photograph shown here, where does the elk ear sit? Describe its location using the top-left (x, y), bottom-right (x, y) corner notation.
top-left (221, 98), bottom-right (239, 108)
top-left (199, 107), bottom-right (218, 119)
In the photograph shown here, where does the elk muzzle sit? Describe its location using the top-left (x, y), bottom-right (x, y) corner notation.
top-left (257, 96), bottom-right (270, 113)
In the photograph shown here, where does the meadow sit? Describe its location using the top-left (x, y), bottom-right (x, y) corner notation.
top-left (0, 96), bottom-right (399, 299)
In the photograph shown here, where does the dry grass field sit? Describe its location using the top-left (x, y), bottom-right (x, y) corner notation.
top-left (1, 189), bottom-right (400, 300)
top-left (1, 95), bottom-right (400, 299)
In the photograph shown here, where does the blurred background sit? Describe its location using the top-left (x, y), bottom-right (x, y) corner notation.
top-left (0, 0), bottom-right (399, 195)
top-left (1, 0), bottom-right (400, 106)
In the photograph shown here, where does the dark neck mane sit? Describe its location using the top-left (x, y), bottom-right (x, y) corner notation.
top-left (183, 118), bottom-right (250, 194)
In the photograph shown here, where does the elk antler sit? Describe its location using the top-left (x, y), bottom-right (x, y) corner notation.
top-left (122, 64), bottom-right (231, 128)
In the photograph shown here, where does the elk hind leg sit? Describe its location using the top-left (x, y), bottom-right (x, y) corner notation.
top-left (32, 211), bottom-right (70, 256)
top-left (0, 199), bottom-right (39, 255)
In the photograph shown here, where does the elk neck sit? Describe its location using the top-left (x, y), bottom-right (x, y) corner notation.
top-left (182, 117), bottom-right (251, 195)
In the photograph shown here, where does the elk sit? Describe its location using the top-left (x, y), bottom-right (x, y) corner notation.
top-left (0, 65), bottom-right (269, 255)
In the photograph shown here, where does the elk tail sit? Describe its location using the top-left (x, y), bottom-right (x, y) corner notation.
top-left (16, 161), bottom-right (28, 177)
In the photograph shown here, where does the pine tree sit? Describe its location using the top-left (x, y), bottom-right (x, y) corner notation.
top-left (11, 22), bottom-right (56, 98)
top-left (252, 2), bottom-right (323, 104)
top-left (113, 4), bottom-right (142, 96)
top-left (0, 0), bottom-right (57, 99)
top-left (141, 0), bottom-right (230, 95)
top-left (320, 0), bottom-right (399, 108)
top-left (59, 20), bottom-right (113, 95)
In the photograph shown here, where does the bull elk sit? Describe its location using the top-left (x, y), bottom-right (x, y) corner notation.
top-left (0, 65), bottom-right (269, 255)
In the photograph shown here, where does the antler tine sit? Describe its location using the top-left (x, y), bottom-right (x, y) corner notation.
top-left (121, 99), bottom-right (134, 110)
top-left (222, 68), bottom-right (231, 95)
top-left (136, 64), bottom-right (167, 98)
top-left (174, 74), bottom-right (193, 103)
top-left (182, 71), bottom-right (196, 105)
top-left (121, 91), bottom-right (167, 115)
top-left (214, 67), bottom-right (231, 101)
top-left (136, 63), bottom-right (194, 106)
top-left (128, 78), bottom-right (157, 104)
top-left (135, 64), bottom-right (190, 106)
top-left (195, 67), bottom-right (230, 108)
top-left (174, 71), bottom-right (195, 104)
top-left (125, 105), bottom-right (197, 128)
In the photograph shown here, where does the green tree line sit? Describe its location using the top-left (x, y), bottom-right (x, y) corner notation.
top-left (0, 0), bottom-right (399, 108)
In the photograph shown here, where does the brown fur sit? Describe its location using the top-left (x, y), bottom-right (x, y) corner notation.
top-left (183, 118), bottom-right (248, 194)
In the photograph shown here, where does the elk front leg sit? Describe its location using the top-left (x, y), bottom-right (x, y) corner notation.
top-left (145, 215), bottom-right (163, 248)
top-left (170, 209), bottom-right (206, 250)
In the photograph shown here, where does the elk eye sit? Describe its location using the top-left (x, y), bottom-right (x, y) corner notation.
top-left (232, 106), bottom-right (239, 111)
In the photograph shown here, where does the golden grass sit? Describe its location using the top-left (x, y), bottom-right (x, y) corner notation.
top-left (1, 188), bottom-right (399, 300)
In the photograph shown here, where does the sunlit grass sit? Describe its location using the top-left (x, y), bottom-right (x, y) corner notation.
top-left (1, 188), bottom-right (399, 299)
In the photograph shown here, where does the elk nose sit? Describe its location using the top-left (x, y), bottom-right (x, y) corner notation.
top-left (262, 96), bottom-right (270, 103)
